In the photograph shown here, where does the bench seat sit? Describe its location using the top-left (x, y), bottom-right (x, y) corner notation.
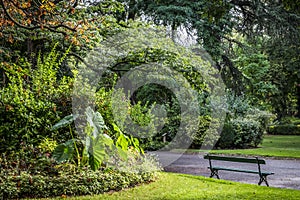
top-left (204, 154), bottom-right (274, 186)
top-left (209, 167), bottom-right (274, 175)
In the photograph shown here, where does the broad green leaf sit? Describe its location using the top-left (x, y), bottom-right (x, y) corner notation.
top-left (88, 137), bottom-right (106, 170)
top-left (85, 136), bottom-right (92, 152)
top-left (116, 133), bottom-right (129, 151)
top-left (51, 114), bottom-right (79, 131)
top-left (52, 139), bottom-right (75, 163)
top-left (85, 106), bottom-right (107, 138)
top-left (88, 153), bottom-right (102, 171)
top-left (112, 122), bottom-right (122, 134)
top-left (102, 134), bottom-right (114, 147)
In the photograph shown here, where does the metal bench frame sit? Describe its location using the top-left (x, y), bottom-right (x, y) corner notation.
top-left (204, 154), bottom-right (274, 186)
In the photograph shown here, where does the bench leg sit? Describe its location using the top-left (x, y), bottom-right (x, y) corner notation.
top-left (210, 169), bottom-right (220, 179)
top-left (258, 175), bottom-right (269, 187)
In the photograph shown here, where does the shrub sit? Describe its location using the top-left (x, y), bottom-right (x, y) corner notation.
top-left (189, 116), bottom-right (223, 149)
top-left (268, 117), bottom-right (300, 135)
top-left (217, 118), bottom-right (263, 149)
top-left (0, 168), bottom-right (159, 199)
top-left (268, 124), bottom-right (300, 135)
top-left (0, 141), bottom-right (59, 177)
top-left (0, 47), bottom-right (73, 153)
top-left (51, 107), bottom-right (145, 171)
top-left (0, 150), bottom-right (160, 199)
top-left (141, 140), bottom-right (167, 151)
top-left (277, 116), bottom-right (300, 125)
top-left (95, 88), bottom-right (164, 150)
top-left (216, 92), bottom-right (274, 149)
top-left (245, 108), bottom-right (275, 133)
top-left (216, 122), bottom-right (236, 149)
top-left (109, 149), bottom-right (162, 174)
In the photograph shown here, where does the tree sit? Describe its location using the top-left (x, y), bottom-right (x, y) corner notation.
top-left (0, 0), bottom-right (124, 65)
top-left (0, 0), bottom-right (125, 90)
top-left (233, 47), bottom-right (277, 111)
top-left (120, 0), bottom-right (300, 119)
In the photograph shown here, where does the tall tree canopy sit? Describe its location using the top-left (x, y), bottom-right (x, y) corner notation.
top-left (118, 0), bottom-right (300, 118)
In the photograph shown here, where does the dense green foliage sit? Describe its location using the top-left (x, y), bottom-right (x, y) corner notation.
top-left (268, 125), bottom-right (300, 135)
top-left (0, 3), bottom-right (162, 199)
top-left (215, 93), bottom-right (273, 149)
top-left (82, 27), bottom-right (221, 150)
top-left (218, 118), bottom-right (263, 149)
top-left (0, 160), bottom-right (159, 199)
top-left (1, 0), bottom-right (298, 152)
top-left (0, 46), bottom-right (73, 153)
top-left (268, 117), bottom-right (300, 135)
top-left (51, 106), bottom-right (144, 171)
top-left (119, 0), bottom-right (300, 119)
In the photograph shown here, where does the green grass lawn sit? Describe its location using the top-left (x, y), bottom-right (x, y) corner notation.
top-left (48, 172), bottom-right (300, 200)
top-left (173, 135), bottom-right (300, 159)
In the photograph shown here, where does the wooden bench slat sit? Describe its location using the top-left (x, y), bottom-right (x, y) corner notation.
top-left (204, 155), bottom-right (266, 164)
top-left (210, 167), bottom-right (274, 175)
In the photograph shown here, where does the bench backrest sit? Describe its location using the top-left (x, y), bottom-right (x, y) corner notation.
top-left (203, 155), bottom-right (266, 164)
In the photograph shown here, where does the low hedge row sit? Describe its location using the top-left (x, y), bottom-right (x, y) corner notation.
top-left (0, 168), bottom-right (157, 199)
top-left (268, 124), bottom-right (300, 135)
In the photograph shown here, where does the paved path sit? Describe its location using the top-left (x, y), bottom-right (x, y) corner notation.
top-left (149, 151), bottom-right (300, 190)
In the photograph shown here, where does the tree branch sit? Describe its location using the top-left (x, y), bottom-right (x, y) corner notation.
top-left (0, 0), bottom-right (77, 33)
top-left (0, 0), bottom-right (41, 30)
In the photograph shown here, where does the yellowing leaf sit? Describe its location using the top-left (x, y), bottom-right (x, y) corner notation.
top-left (8, 35), bottom-right (14, 43)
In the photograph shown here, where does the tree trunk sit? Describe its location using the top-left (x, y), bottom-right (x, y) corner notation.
top-left (171, 21), bottom-right (176, 42)
top-left (276, 99), bottom-right (288, 120)
top-left (296, 84), bottom-right (300, 118)
top-left (128, 0), bottom-right (136, 20)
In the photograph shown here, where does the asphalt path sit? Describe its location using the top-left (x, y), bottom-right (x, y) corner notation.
top-left (149, 151), bottom-right (300, 190)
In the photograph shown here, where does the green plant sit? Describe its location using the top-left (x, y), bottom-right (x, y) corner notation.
top-left (267, 116), bottom-right (300, 135)
top-left (0, 143), bottom-right (58, 176)
top-left (51, 107), bottom-right (143, 170)
top-left (0, 167), bottom-right (158, 199)
top-left (268, 124), bottom-right (300, 135)
top-left (216, 92), bottom-right (274, 149)
top-left (0, 46), bottom-right (73, 153)
top-left (51, 109), bottom-right (109, 170)
top-left (110, 148), bottom-right (162, 173)
top-left (217, 118), bottom-right (263, 149)
top-left (189, 115), bottom-right (223, 149)
top-left (215, 122), bottom-right (236, 149)
top-left (248, 110), bottom-right (274, 132)
top-left (37, 138), bottom-right (58, 155)
top-left (277, 116), bottom-right (300, 125)
top-left (96, 88), bottom-right (166, 151)
top-left (91, 27), bottom-right (219, 151)
top-left (51, 114), bottom-right (81, 166)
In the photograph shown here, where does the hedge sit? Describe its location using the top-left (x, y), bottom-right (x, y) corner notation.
top-left (0, 169), bottom-right (158, 199)
top-left (268, 124), bottom-right (300, 135)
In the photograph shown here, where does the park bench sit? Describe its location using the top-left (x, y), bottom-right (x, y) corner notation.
top-left (204, 154), bottom-right (274, 186)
